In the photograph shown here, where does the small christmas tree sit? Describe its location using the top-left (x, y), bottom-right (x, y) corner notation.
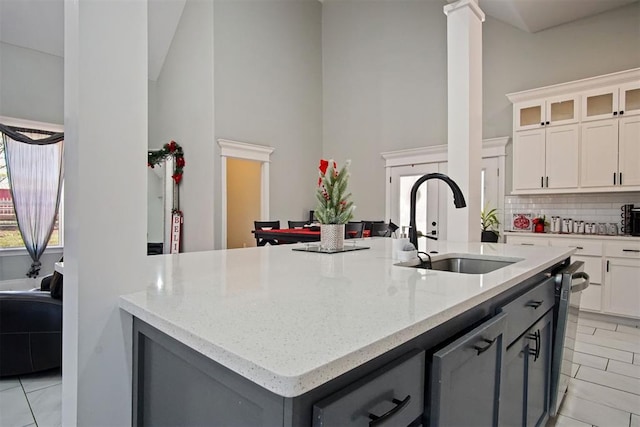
top-left (315, 159), bottom-right (355, 224)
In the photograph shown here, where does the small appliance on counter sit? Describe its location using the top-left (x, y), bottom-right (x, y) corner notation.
top-left (631, 208), bottom-right (640, 236)
top-left (562, 218), bottom-right (573, 234)
top-left (550, 216), bottom-right (561, 234)
top-left (622, 204), bottom-right (634, 235)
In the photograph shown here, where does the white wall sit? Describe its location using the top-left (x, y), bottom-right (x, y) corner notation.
top-left (63, 0), bottom-right (147, 424)
top-left (151, 0), bottom-right (215, 252)
top-left (483, 2), bottom-right (640, 139)
top-left (322, 1), bottom-right (640, 220)
top-left (0, 42), bottom-right (63, 125)
top-left (214, 0), bottom-right (322, 241)
top-left (322, 0), bottom-right (448, 220)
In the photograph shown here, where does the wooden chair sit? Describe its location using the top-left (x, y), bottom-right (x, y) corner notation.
top-left (345, 222), bottom-right (365, 239)
top-left (288, 220), bottom-right (308, 229)
top-left (370, 222), bottom-right (392, 237)
top-left (254, 221), bottom-right (280, 246)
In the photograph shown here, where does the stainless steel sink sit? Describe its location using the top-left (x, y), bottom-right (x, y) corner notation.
top-left (399, 254), bottom-right (521, 274)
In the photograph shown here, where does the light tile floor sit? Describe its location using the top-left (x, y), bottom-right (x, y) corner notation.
top-left (0, 317), bottom-right (637, 427)
top-left (550, 317), bottom-right (640, 427)
top-left (0, 368), bottom-right (61, 427)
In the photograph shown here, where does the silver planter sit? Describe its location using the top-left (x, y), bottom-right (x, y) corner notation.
top-left (320, 224), bottom-right (345, 251)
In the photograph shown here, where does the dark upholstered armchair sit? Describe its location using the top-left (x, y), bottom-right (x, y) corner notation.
top-left (0, 289), bottom-right (62, 377)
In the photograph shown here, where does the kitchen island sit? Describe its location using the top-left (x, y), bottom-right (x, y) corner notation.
top-left (120, 238), bottom-right (574, 426)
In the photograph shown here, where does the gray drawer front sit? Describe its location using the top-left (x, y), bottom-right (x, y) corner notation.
top-left (313, 349), bottom-right (425, 427)
top-left (501, 277), bottom-right (555, 345)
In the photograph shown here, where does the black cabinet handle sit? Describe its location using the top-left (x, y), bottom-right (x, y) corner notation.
top-left (526, 300), bottom-right (544, 309)
top-left (521, 243), bottom-right (534, 246)
top-left (614, 173), bottom-right (617, 185)
top-left (607, 260), bottom-right (610, 272)
top-left (620, 172), bottom-right (623, 185)
top-left (368, 395), bottom-right (411, 426)
top-left (546, 176), bottom-right (549, 187)
top-left (546, 121), bottom-right (550, 125)
top-left (613, 111), bottom-right (618, 116)
top-left (622, 249), bottom-right (640, 253)
top-left (474, 338), bottom-right (496, 355)
top-left (576, 246), bottom-right (584, 250)
top-left (540, 122), bottom-right (545, 126)
top-left (620, 111), bottom-right (625, 115)
top-left (527, 330), bottom-right (540, 361)
top-left (541, 176), bottom-right (544, 188)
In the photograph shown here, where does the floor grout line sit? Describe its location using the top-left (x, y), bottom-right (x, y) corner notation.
top-left (18, 377), bottom-right (38, 427)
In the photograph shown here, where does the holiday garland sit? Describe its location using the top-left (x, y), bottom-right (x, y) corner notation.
top-left (148, 140), bottom-right (185, 184)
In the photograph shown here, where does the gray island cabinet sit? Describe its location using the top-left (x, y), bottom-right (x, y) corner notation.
top-left (120, 239), bottom-right (574, 427)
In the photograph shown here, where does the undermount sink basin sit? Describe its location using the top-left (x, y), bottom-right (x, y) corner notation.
top-left (398, 254), bottom-right (522, 274)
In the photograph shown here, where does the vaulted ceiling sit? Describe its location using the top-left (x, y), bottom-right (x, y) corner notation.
top-left (0, 0), bottom-right (637, 80)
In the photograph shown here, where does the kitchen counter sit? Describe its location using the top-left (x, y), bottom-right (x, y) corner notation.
top-left (119, 238), bottom-right (573, 398)
top-left (504, 231), bottom-right (640, 241)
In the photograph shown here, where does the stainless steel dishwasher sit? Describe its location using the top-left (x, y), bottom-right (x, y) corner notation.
top-left (550, 260), bottom-right (590, 417)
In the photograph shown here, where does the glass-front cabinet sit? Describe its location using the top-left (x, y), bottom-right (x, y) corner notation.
top-left (514, 95), bottom-right (579, 131)
top-left (582, 81), bottom-right (640, 122)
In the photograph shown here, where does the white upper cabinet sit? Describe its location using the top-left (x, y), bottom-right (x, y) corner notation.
top-left (513, 124), bottom-right (579, 191)
top-left (514, 94), bottom-right (579, 131)
top-left (619, 82), bottom-right (640, 117)
top-left (508, 68), bottom-right (640, 195)
top-left (618, 115), bottom-right (640, 186)
top-left (581, 108), bottom-right (640, 189)
top-left (582, 81), bottom-right (640, 122)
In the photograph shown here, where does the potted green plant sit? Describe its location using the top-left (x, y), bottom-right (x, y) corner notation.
top-left (481, 205), bottom-right (500, 242)
top-left (315, 159), bottom-right (355, 250)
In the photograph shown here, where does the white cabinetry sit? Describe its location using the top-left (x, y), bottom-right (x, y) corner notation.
top-left (505, 234), bottom-right (640, 318)
top-left (508, 68), bottom-right (640, 195)
top-left (513, 125), bottom-right (579, 191)
top-left (514, 95), bottom-right (579, 131)
top-left (604, 241), bottom-right (640, 319)
top-left (581, 115), bottom-right (640, 188)
top-left (581, 82), bottom-right (640, 122)
top-left (549, 239), bottom-right (603, 312)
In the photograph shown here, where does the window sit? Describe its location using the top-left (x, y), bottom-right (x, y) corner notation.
top-left (0, 117), bottom-right (63, 250)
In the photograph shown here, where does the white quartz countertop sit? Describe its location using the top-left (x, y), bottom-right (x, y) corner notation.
top-left (504, 231), bottom-right (640, 241)
top-left (119, 238), bottom-right (573, 397)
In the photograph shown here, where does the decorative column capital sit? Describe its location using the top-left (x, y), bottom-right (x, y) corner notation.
top-left (443, 0), bottom-right (485, 22)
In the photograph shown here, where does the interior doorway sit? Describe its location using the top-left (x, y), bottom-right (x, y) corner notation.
top-left (226, 158), bottom-right (261, 249)
top-left (218, 139), bottom-right (274, 249)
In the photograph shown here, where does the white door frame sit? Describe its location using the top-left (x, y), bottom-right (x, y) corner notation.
top-left (381, 136), bottom-right (509, 238)
top-left (218, 139), bottom-right (275, 249)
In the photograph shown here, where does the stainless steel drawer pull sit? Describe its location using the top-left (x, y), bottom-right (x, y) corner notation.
top-left (622, 249), bottom-right (640, 253)
top-left (521, 243), bottom-right (534, 246)
top-left (368, 395), bottom-right (411, 426)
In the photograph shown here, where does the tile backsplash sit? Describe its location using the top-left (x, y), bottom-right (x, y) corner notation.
top-left (504, 193), bottom-right (640, 231)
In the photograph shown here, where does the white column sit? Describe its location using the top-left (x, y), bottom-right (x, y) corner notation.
top-left (444, 0), bottom-right (484, 242)
top-left (63, 1), bottom-right (147, 425)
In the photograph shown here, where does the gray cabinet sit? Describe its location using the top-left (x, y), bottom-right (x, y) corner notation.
top-left (500, 278), bottom-right (555, 427)
top-left (429, 312), bottom-right (507, 427)
top-left (313, 350), bottom-right (425, 427)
